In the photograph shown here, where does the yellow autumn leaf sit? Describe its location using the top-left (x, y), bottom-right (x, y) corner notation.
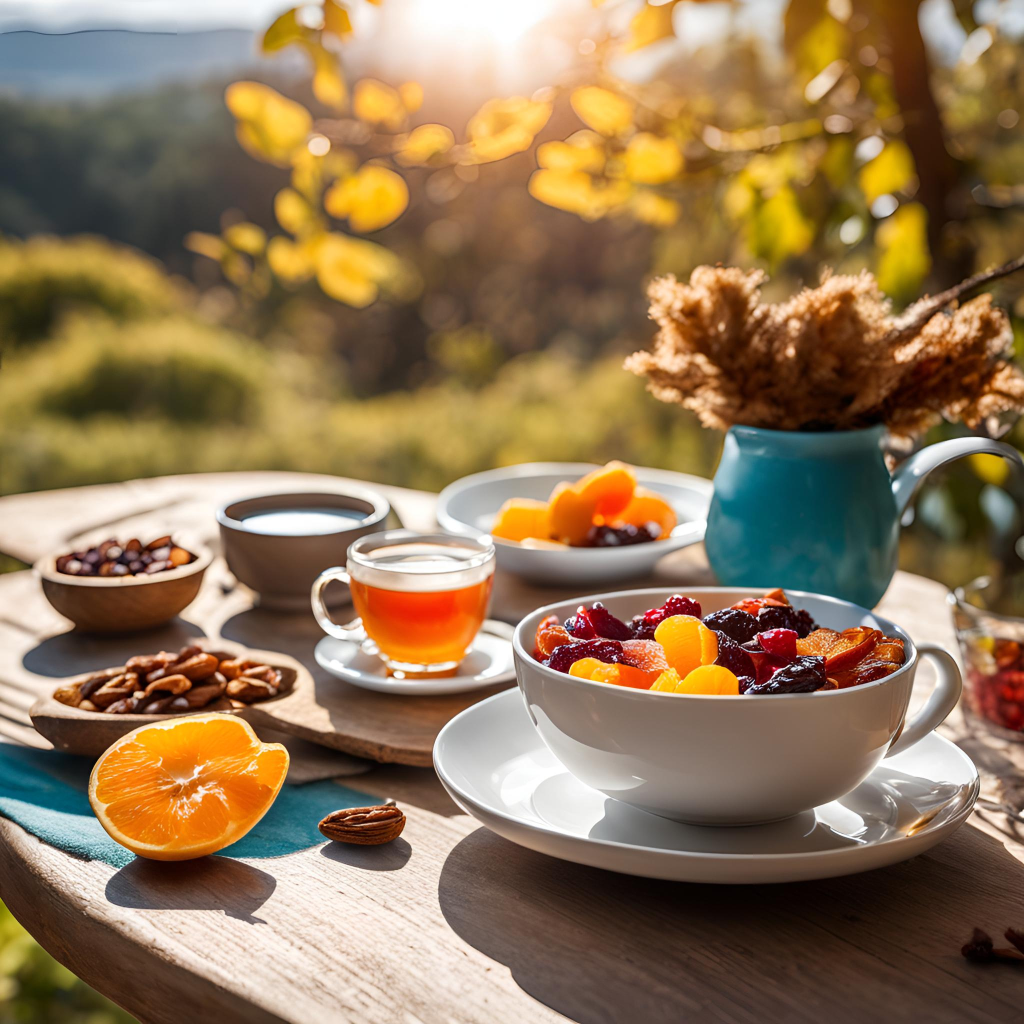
top-left (394, 124), bottom-right (455, 166)
top-left (624, 1), bottom-right (678, 52)
top-left (267, 235), bottom-right (315, 282)
top-left (399, 81), bottom-right (424, 113)
top-left (630, 190), bottom-right (680, 227)
top-left (528, 168), bottom-right (629, 221)
top-left (570, 86), bottom-right (634, 136)
top-left (226, 82), bottom-right (313, 166)
top-left (262, 7), bottom-right (305, 52)
top-left (536, 130), bottom-right (605, 174)
top-left (465, 96), bottom-right (552, 163)
top-left (322, 0), bottom-right (352, 38)
top-left (324, 165), bottom-right (409, 232)
top-left (859, 139), bottom-right (916, 205)
top-left (875, 202), bottom-right (931, 302)
top-left (183, 231), bottom-right (227, 261)
top-left (315, 232), bottom-right (413, 307)
top-left (624, 132), bottom-right (682, 184)
top-left (223, 222), bottom-right (267, 255)
top-left (747, 186), bottom-right (813, 268)
top-left (353, 78), bottom-right (406, 130)
top-left (969, 453), bottom-right (1011, 487)
top-left (275, 187), bottom-right (319, 236)
top-left (310, 43), bottom-right (347, 109)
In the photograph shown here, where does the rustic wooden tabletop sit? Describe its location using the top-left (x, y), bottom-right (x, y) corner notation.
top-left (1, 472), bottom-right (1023, 1024)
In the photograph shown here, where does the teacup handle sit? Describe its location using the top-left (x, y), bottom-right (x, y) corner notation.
top-left (885, 643), bottom-right (962, 757)
top-left (311, 567), bottom-right (364, 640)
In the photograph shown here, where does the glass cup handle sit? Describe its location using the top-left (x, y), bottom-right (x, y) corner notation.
top-left (885, 643), bottom-right (963, 757)
top-left (311, 567), bottom-right (364, 640)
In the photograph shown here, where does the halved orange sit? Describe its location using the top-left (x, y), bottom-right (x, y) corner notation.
top-left (89, 714), bottom-right (289, 861)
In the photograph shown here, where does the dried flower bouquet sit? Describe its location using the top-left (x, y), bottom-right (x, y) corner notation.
top-left (626, 258), bottom-right (1024, 438)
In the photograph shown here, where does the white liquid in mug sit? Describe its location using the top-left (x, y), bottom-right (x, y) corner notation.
top-left (241, 507), bottom-right (368, 536)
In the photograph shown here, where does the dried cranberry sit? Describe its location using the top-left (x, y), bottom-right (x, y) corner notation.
top-left (545, 639), bottom-right (624, 674)
top-left (756, 628), bottom-right (798, 660)
top-left (702, 608), bottom-right (759, 644)
top-left (629, 594), bottom-right (702, 639)
top-left (564, 606), bottom-right (598, 639)
top-left (586, 602), bottom-right (633, 641)
top-left (746, 656), bottom-right (827, 694)
top-left (714, 633), bottom-right (755, 680)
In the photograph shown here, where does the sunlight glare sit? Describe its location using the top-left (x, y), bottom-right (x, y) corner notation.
top-left (404, 0), bottom-right (553, 45)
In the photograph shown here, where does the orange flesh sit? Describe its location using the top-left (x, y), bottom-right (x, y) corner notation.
top-left (575, 462), bottom-right (636, 518)
top-left (654, 615), bottom-right (719, 676)
top-left (89, 715), bottom-right (288, 860)
top-left (491, 498), bottom-right (550, 542)
top-left (611, 488), bottom-right (677, 538)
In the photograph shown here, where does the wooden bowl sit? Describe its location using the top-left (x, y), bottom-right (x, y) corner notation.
top-left (30, 644), bottom-right (311, 757)
top-left (35, 542), bottom-right (213, 633)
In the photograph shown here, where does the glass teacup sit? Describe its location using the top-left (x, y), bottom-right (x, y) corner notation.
top-left (311, 530), bottom-right (495, 677)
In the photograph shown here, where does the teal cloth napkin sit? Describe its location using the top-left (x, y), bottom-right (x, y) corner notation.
top-left (0, 743), bottom-right (374, 869)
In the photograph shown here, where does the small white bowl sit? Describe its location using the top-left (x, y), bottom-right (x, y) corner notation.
top-left (512, 587), bottom-right (963, 825)
top-left (436, 462), bottom-right (711, 585)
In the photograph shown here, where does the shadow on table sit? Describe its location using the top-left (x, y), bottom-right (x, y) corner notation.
top-left (320, 836), bottom-right (412, 871)
top-left (106, 857), bottom-right (277, 925)
top-left (220, 607), bottom-right (321, 664)
top-left (438, 824), bottom-right (1024, 1024)
top-left (22, 618), bottom-right (206, 678)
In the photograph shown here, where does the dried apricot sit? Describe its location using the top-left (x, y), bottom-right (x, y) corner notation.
top-left (654, 615), bottom-right (718, 677)
top-left (547, 483), bottom-right (597, 545)
top-left (796, 627), bottom-right (880, 671)
top-left (569, 658), bottom-right (654, 689)
top-left (612, 487), bottom-right (677, 539)
top-left (620, 639), bottom-right (669, 674)
top-left (535, 615), bottom-right (573, 657)
top-left (575, 462), bottom-right (636, 518)
top-left (491, 498), bottom-right (550, 542)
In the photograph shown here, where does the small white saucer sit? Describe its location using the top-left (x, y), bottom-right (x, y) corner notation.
top-left (314, 620), bottom-right (516, 695)
top-left (433, 688), bottom-right (979, 884)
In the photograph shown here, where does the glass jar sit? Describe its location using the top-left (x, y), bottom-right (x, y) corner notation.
top-left (950, 575), bottom-right (1024, 737)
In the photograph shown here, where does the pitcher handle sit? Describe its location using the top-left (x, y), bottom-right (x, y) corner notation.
top-left (885, 643), bottom-right (962, 757)
top-left (891, 438), bottom-right (1023, 516)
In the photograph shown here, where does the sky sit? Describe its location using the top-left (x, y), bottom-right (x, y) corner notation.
top-left (0, 0), bottom-right (1019, 69)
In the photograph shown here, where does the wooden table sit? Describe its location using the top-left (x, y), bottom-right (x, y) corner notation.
top-left (1, 472), bottom-right (1023, 1024)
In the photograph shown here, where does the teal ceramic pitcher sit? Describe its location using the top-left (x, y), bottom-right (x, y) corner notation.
top-left (704, 425), bottom-right (1023, 608)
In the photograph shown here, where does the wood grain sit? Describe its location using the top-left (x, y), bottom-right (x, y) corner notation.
top-left (2, 472), bottom-right (1024, 1024)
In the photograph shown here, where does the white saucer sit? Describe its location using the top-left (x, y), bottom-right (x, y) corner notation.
top-left (314, 620), bottom-right (516, 695)
top-left (433, 688), bottom-right (979, 884)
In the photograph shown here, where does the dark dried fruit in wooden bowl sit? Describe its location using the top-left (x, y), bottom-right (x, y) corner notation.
top-left (53, 645), bottom-right (285, 715)
top-left (56, 535), bottom-right (196, 578)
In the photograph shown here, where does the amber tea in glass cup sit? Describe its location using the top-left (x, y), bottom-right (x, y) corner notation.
top-left (311, 531), bottom-right (495, 677)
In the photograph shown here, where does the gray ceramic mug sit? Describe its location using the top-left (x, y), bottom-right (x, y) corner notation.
top-left (217, 489), bottom-right (391, 610)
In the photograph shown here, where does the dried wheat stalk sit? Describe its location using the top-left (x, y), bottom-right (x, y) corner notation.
top-left (625, 261), bottom-right (1024, 438)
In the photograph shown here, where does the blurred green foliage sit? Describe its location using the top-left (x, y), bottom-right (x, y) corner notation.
top-left (0, 899), bottom-right (135, 1023)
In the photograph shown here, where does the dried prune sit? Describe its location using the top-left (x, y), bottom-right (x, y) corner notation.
top-left (585, 523), bottom-right (661, 547)
top-left (714, 633), bottom-right (755, 681)
top-left (586, 602), bottom-right (633, 641)
top-left (630, 594), bottom-right (702, 639)
top-left (545, 639), bottom-right (624, 674)
top-left (702, 608), bottom-right (759, 643)
top-left (746, 655), bottom-right (827, 694)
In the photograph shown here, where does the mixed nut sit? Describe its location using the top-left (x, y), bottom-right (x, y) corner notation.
top-left (56, 535), bottom-right (196, 578)
top-left (53, 644), bottom-right (285, 714)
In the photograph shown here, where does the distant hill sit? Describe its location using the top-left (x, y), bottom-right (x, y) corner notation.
top-left (0, 29), bottom-right (301, 98)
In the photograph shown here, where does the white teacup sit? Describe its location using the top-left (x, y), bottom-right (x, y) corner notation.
top-left (513, 587), bottom-right (962, 826)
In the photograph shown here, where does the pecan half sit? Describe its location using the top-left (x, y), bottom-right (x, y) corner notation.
top-left (319, 805), bottom-right (406, 845)
top-left (54, 683), bottom-right (83, 708)
top-left (219, 658), bottom-right (256, 680)
top-left (91, 673), bottom-right (141, 709)
top-left (105, 696), bottom-right (141, 714)
top-left (142, 673), bottom-right (192, 699)
top-left (126, 651), bottom-right (177, 676)
top-left (172, 653), bottom-right (219, 680)
top-left (183, 674), bottom-right (227, 708)
top-left (79, 670), bottom-right (119, 700)
top-left (226, 676), bottom-right (277, 702)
